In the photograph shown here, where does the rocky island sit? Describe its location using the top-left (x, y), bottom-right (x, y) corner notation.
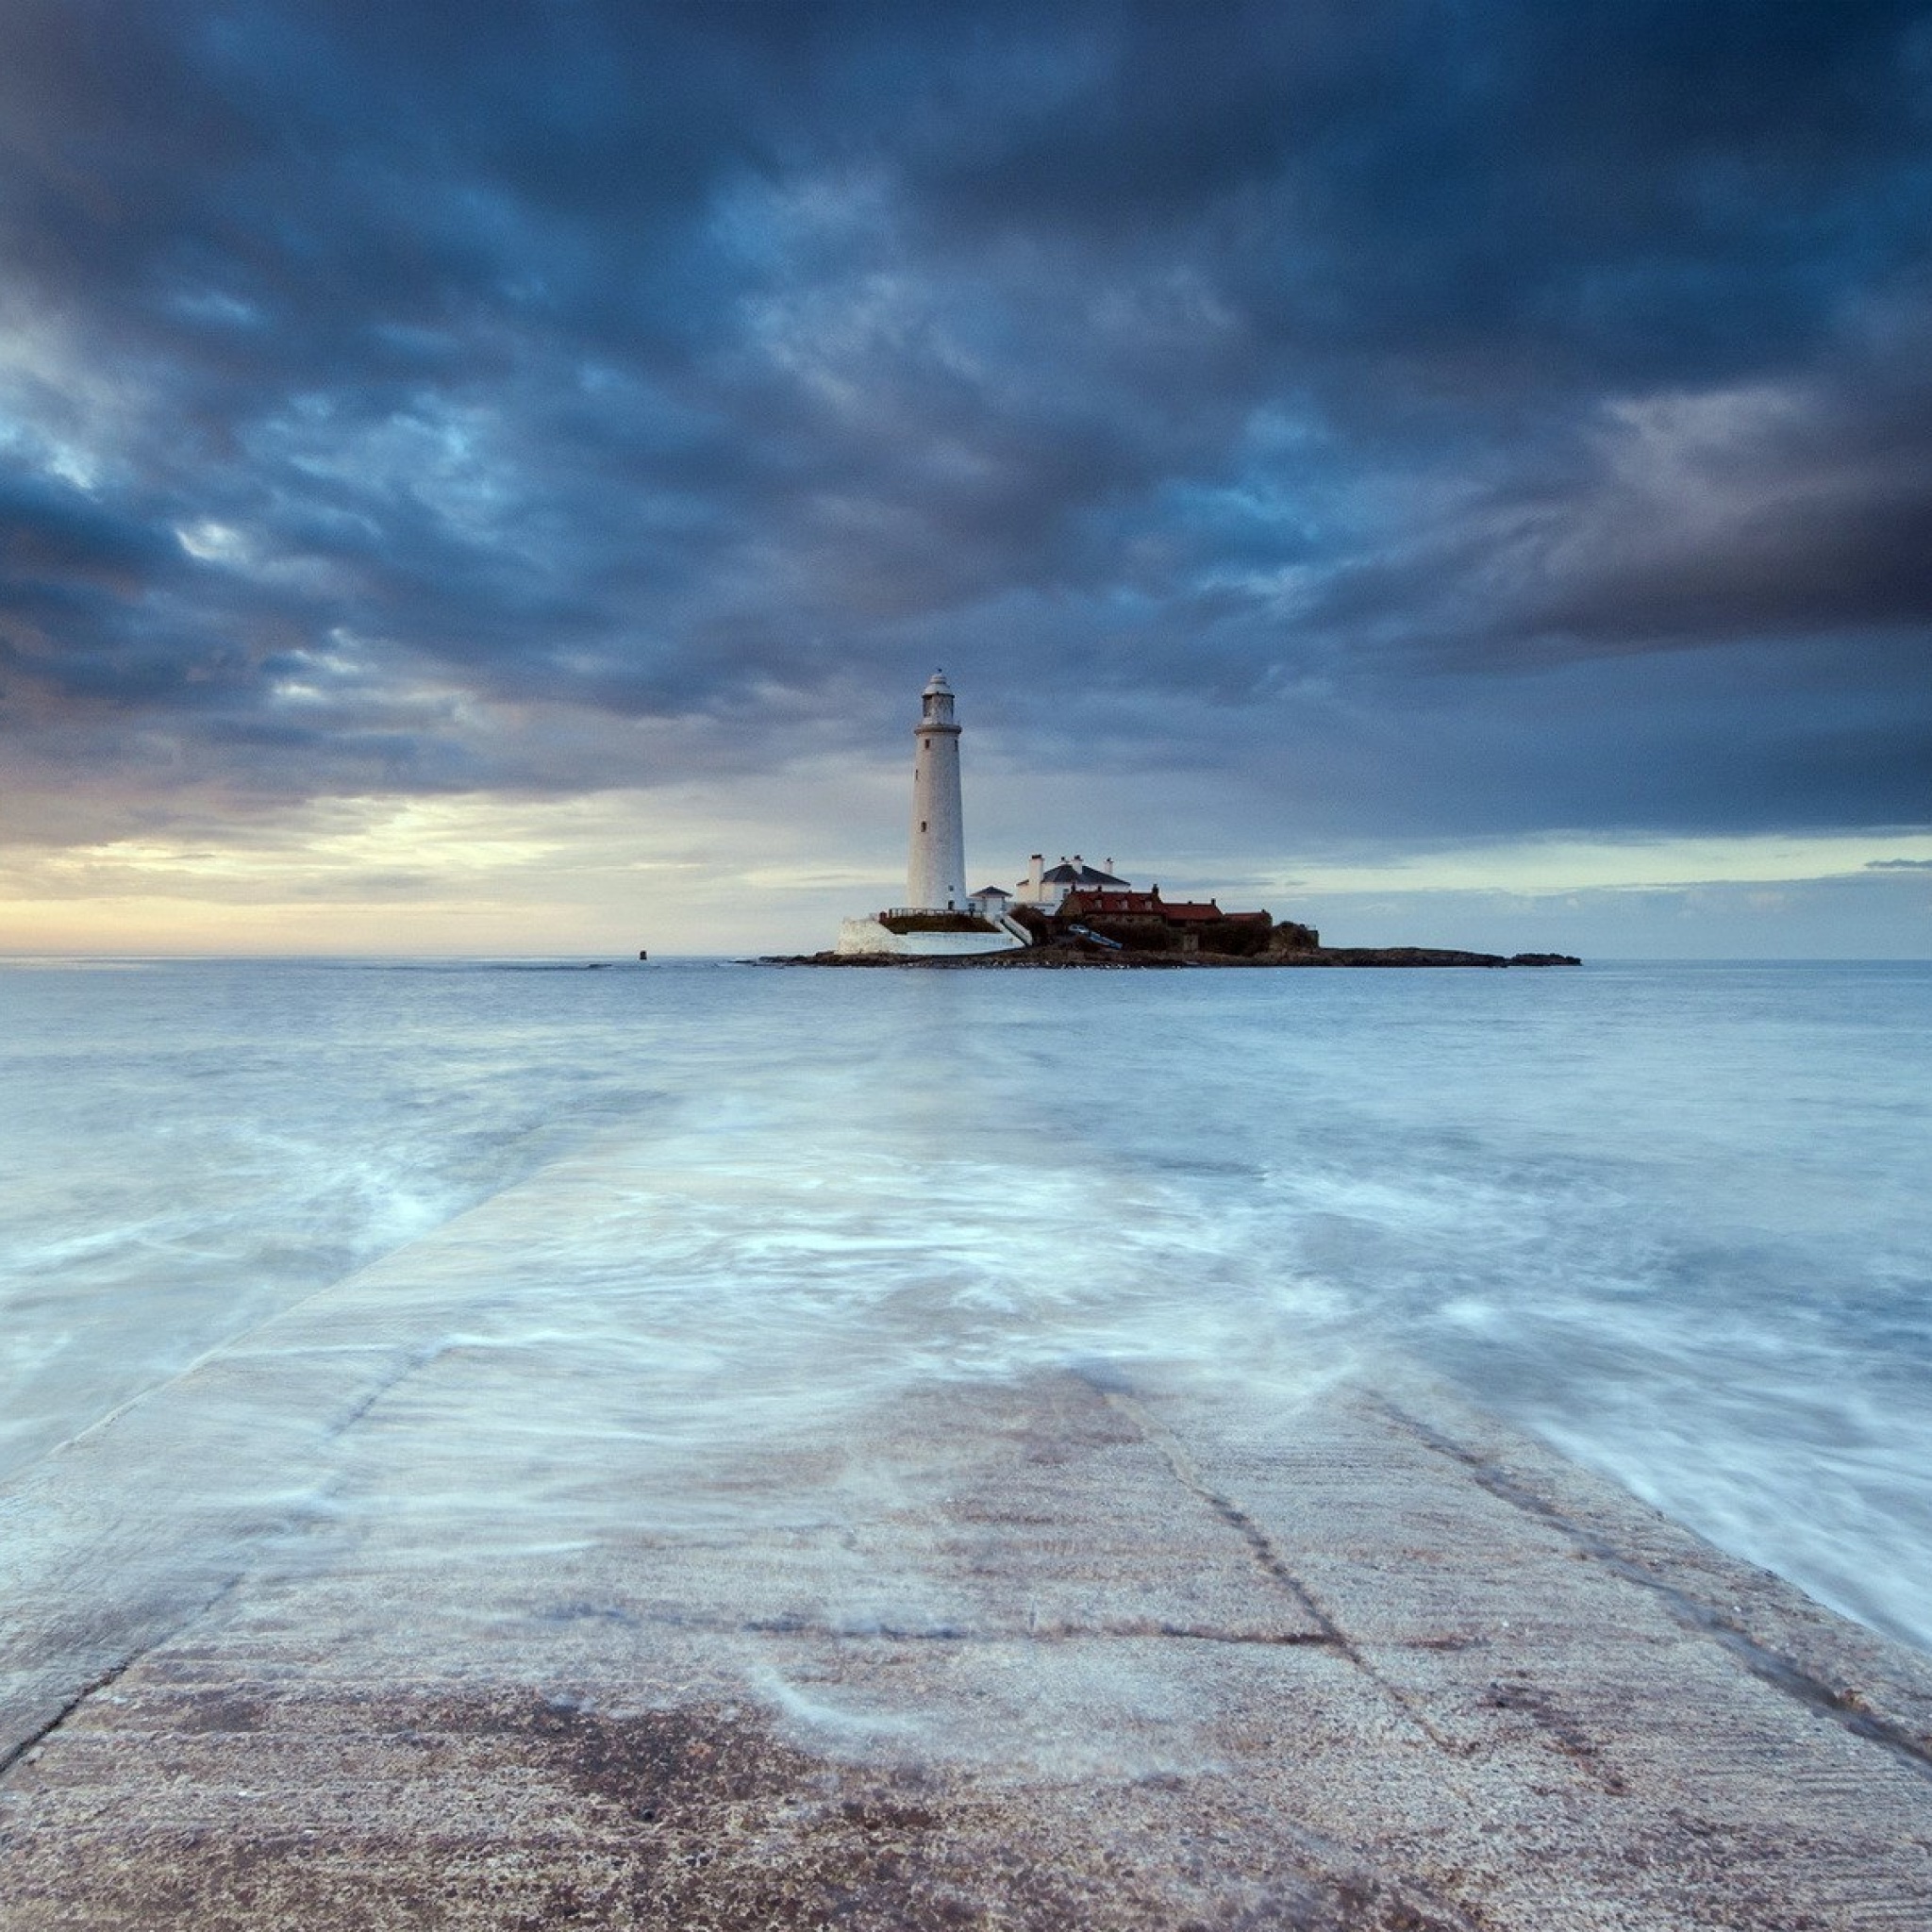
top-left (771, 900), bottom-right (1579, 969)
top-left (809, 674), bottom-right (1577, 969)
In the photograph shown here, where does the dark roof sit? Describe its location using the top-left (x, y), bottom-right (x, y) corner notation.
top-left (1040, 861), bottom-right (1129, 887)
top-left (1061, 891), bottom-right (1163, 915)
top-left (1059, 891), bottom-right (1229, 921)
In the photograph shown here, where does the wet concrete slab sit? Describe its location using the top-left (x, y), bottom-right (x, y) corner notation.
top-left (4, 1175), bottom-right (1932, 1927)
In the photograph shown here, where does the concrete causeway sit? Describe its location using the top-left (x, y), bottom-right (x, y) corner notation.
top-left (4, 1169), bottom-right (1932, 1928)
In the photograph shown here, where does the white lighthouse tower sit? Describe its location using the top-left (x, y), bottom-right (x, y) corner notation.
top-left (908, 669), bottom-right (966, 910)
top-left (832, 670), bottom-right (1025, 956)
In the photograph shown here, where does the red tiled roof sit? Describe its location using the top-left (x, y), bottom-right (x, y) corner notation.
top-left (1060, 891), bottom-right (1238, 922)
top-left (1062, 891), bottom-right (1164, 914)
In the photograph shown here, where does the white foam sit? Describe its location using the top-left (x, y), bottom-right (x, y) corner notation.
top-left (2, 958), bottom-right (1929, 1656)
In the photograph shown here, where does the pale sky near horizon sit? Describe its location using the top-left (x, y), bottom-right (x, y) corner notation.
top-left (4, 3), bottom-right (1929, 957)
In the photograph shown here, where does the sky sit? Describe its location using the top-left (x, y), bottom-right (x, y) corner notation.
top-left (2, 0), bottom-right (1929, 957)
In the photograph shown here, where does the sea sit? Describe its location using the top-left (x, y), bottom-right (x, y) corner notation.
top-left (3, 955), bottom-right (1929, 1655)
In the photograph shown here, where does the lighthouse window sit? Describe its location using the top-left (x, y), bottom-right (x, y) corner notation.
top-left (920, 820), bottom-right (927, 832)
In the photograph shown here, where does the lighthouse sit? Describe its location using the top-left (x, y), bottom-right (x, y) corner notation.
top-left (831, 670), bottom-right (1023, 955)
top-left (907, 670), bottom-right (966, 911)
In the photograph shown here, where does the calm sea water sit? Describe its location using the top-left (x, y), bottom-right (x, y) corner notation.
top-left (3, 956), bottom-right (1928, 1651)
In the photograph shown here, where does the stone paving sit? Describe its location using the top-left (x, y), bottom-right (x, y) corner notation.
top-left (5, 1217), bottom-right (1932, 1928)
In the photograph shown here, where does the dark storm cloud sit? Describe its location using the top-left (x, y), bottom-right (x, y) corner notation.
top-left (2, 0), bottom-right (1929, 841)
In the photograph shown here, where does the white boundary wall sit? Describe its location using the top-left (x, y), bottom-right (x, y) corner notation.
top-left (836, 919), bottom-right (1024, 958)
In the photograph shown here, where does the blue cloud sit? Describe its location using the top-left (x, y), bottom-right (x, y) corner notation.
top-left (2, 0), bottom-right (1928, 845)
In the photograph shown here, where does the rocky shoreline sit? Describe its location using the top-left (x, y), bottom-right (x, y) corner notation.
top-left (762, 943), bottom-right (1583, 969)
